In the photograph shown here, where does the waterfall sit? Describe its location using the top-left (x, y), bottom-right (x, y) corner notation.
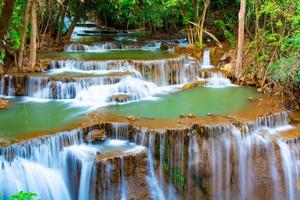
top-left (7, 75), bottom-right (15, 96)
top-left (201, 49), bottom-right (213, 69)
top-left (25, 56), bottom-right (202, 105)
top-left (64, 42), bottom-right (155, 52)
top-left (50, 56), bottom-right (200, 86)
top-left (0, 129), bottom-right (83, 199)
top-left (0, 128), bottom-right (145, 200)
top-left (0, 76), bottom-right (5, 96)
top-left (27, 76), bottom-right (121, 99)
top-left (146, 134), bottom-right (168, 200)
top-left (0, 75), bottom-right (15, 97)
top-left (205, 72), bottom-right (234, 88)
top-left (198, 49), bottom-right (234, 88)
top-left (0, 158), bottom-right (72, 200)
top-left (120, 156), bottom-right (128, 200)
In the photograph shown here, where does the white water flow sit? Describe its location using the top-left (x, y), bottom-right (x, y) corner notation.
top-left (64, 41), bottom-right (161, 52)
top-left (199, 49), bottom-right (233, 88)
top-left (0, 75), bottom-right (15, 97)
top-left (0, 129), bottom-right (142, 200)
top-left (25, 56), bottom-right (200, 105)
top-left (192, 113), bottom-right (299, 200)
top-left (109, 113), bottom-right (299, 199)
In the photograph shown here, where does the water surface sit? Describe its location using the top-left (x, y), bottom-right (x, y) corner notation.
top-left (0, 98), bottom-right (89, 138)
top-left (105, 86), bottom-right (261, 119)
top-left (39, 50), bottom-right (176, 61)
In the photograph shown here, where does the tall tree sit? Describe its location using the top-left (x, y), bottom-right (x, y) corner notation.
top-left (56, 1), bottom-right (66, 43)
top-left (29, 0), bottom-right (37, 68)
top-left (18, 0), bottom-right (31, 70)
top-left (236, 0), bottom-right (246, 78)
top-left (0, 0), bottom-right (15, 44)
top-left (63, 2), bottom-right (84, 44)
top-left (199, 0), bottom-right (210, 48)
top-left (194, 0), bottom-right (199, 21)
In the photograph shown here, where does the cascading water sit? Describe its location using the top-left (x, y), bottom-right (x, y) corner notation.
top-left (198, 49), bottom-right (234, 88)
top-left (64, 42), bottom-right (161, 52)
top-left (27, 76), bottom-right (121, 99)
top-left (107, 112), bottom-right (300, 200)
top-left (201, 49), bottom-right (214, 69)
top-left (0, 76), bottom-right (5, 96)
top-left (49, 56), bottom-right (199, 86)
top-left (0, 128), bottom-right (146, 200)
top-left (24, 56), bottom-right (200, 105)
top-left (0, 75), bottom-right (15, 97)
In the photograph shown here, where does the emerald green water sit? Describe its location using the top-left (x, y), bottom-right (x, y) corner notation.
top-left (0, 98), bottom-right (89, 138)
top-left (105, 86), bottom-right (261, 119)
top-left (71, 31), bottom-right (150, 43)
top-left (39, 50), bottom-right (176, 61)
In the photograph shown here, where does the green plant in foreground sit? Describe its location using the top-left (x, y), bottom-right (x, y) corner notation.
top-left (0, 191), bottom-right (40, 200)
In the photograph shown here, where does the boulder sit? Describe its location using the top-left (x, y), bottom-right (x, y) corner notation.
top-left (127, 115), bottom-right (138, 121)
top-left (182, 80), bottom-right (207, 90)
top-left (109, 94), bottom-right (131, 103)
top-left (86, 129), bottom-right (106, 143)
top-left (0, 99), bottom-right (9, 109)
top-left (188, 113), bottom-right (196, 118)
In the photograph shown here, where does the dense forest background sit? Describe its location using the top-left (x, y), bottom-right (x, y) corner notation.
top-left (0, 0), bottom-right (299, 101)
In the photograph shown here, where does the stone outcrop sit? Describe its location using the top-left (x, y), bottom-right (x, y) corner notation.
top-left (0, 99), bottom-right (9, 109)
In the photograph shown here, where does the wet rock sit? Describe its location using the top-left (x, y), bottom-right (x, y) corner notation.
top-left (182, 80), bottom-right (207, 90)
top-left (0, 65), bottom-right (3, 74)
top-left (174, 46), bottom-right (202, 58)
top-left (0, 138), bottom-right (11, 147)
top-left (127, 115), bottom-right (138, 121)
top-left (109, 94), bottom-right (131, 103)
top-left (86, 129), bottom-right (106, 143)
top-left (179, 114), bottom-right (185, 118)
top-left (0, 99), bottom-right (9, 109)
top-left (207, 113), bottom-right (213, 116)
top-left (188, 113), bottom-right (196, 118)
top-left (248, 97), bottom-right (255, 102)
top-left (220, 63), bottom-right (233, 76)
top-left (257, 88), bottom-right (263, 93)
top-left (160, 41), bottom-right (175, 51)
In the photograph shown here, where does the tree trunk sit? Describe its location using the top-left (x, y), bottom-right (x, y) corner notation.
top-left (18, 0), bottom-right (31, 70)
top-left (199, 0), bottom-right (210, 48)
top-left (56, 3), bottom-right (66, 43)
top-left (236, 0), bottom-right (246, 78)
top-left (29, 0), bottom-right (37, 68)
top-left (63, 14), bottom-right (81, 44)
top-left (0, 0), bottom-right (15, 44)
top-left (194, 0), bottom-right (199, 21)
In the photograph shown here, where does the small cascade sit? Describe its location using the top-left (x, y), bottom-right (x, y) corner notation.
top-left (0, 127), bottom-right (147, 200)
top-left (101, 112), bottom-right (299, 199)
top-left (64, 42), bottom-right (153, 52)
top-left (111, 123), bottom-right (130, 139)
top-left (50, 56), bottom-right (200, 86)
top-left (0, 76), bottom-right (5, 96)
top-left (205, 72), bottom-right (233, 88)
top-left (242, 112), bottom-right (293, 135)
top-left (201, 49), bottom-right (214, 69)
top-left (24, 56), bottom-right (201, 105)
top-left (27, 76), bottom-right (121, 99)
top-left (198, 49), bottom-right (233, 88)
top-left (0, 75), bottom-right (15, 97)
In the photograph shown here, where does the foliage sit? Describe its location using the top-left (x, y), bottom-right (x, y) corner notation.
top-left (0, 192), bottom-right (40, 200)
top-left (214, 19), bottom-right (236, 47)
top-left (245, 0), bottom-right (300, 88)
top-left (7, 0), bottom-right (26, 50)
top-left (173, 167), bottom-right (185, 189)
